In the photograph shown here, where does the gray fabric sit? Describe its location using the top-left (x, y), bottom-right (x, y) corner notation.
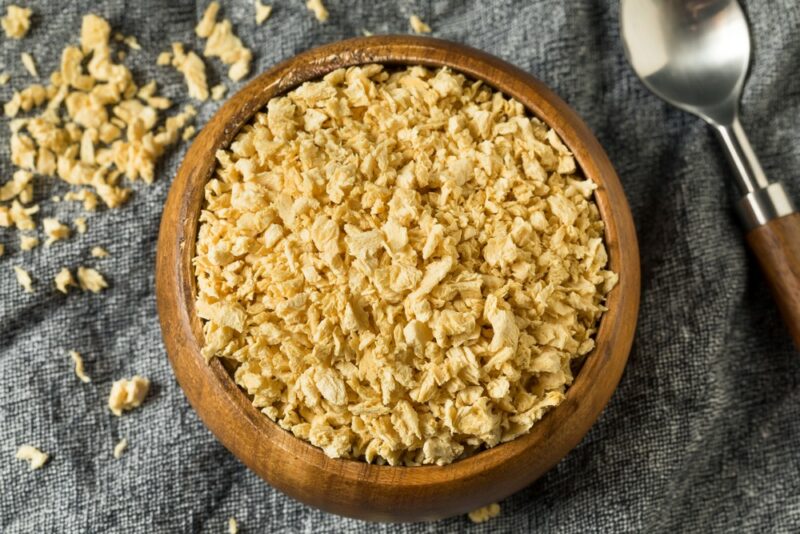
top-left (1, 0), bottom-right (798, 532)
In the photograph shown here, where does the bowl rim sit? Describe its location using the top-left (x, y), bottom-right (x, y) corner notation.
top-left (156, 35), bottom-right (640, 521)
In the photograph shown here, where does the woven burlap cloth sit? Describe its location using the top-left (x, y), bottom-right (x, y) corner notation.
top-left (1, 1), bottom-right (798, 531)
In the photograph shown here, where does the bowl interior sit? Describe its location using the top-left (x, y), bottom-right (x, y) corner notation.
top-left (156, 35), bottom-right (640, 521)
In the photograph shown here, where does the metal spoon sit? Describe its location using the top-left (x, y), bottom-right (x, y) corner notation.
top-left (621, 0), bottom-right (800, 346)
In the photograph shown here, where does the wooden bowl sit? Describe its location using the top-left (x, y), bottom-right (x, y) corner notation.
top-left (156, 36), bottom-right (640, 522)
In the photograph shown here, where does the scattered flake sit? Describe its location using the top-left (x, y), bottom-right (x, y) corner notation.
top-left (123, 35), bottom-right (141, 50)
top-left (468, 503), bottom-right (501, 524)
top-left (55, 267), bottom-right (76, 293)
top-left (2, 201), bottom-right (38, 230)
top-left (91, 246), bottom-right (109, 258)
top-left (254, 1), bottom-right (272, 25)
top-left (81, 14), bottom-right (110, 52)
top-left (3, 93), bottom-right (19, 117)
top-left (43, 218), bottom-right (71, 245)
top-left (74, 217), bottom-right (87, 234)
top-left (182, 125), bottom-right (196, 141)
top-left (69, 350), bottom-right (91, 383)
top-left (15, 445), bottom-right (48, 470)
top-left (13, 265), bottom-right (33, 292)
top-left (194, 65), bottom-right (615, 466)
top-left (196, 2), bottom-right (220, 38)
top-left (198, 5), bottom-right (252, 82)
top-left (64, 190), bottom-right (99, 212)
top-left (156, 51), bottom-right (172, 66)
top-left (20, 234), bottom-right (39, 251)
top-left (409, 15), bottom-right (431, 34)
top-left (77, 266), bottom-right (107, 293)
top-left (4, 84), bottom-right (45, 119)
top-left (0, 73), bottom-right (9, 85)
top-left (20, 52), bottom-right (38, 77)
top-left (2, 5), bottom-right (32, 39)
top-left (113, 438), bottom-right (127, 459)
top-left (210, 84), bottom-right (227, 101)
top-left (362, 29), bottom-right (373, 37)
top-left (0, 170), bottom-right (33, 201)
top-left (1, 13), bottom-right (197, 247)
top-left (108, 376), bottom-right (150, 416)
top-left (306, 0), bottom-right (329, 22)
top-left (228, 517), bottom-right (238, 534)
top-left (171, 43), bottom-right (209, 101)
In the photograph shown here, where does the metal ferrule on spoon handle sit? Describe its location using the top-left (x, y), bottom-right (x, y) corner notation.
top-left (714, 117), bottom-right (800, 345)
top-left (714, 118), bottom-right (797, 231)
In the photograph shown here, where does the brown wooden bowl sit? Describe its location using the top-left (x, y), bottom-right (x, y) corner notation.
top-left (155, 36), bottom-right (640, 522)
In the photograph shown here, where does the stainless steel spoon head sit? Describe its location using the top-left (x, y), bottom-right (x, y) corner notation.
top-left (620, 0), bottom-right (750, 127)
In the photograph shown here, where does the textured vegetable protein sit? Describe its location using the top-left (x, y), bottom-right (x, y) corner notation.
top-left (194, 65), bottom-right (616, 466)
top-left (108, 376), bottom-right (150, 416)
top-left (468, 502), bottom-right (501, 523)
top-left (70, 350), bottom-right (91, 383)
top-left (1, 5), bottom-right (32, 39)
top-left (113, 438), bottom-right (128, 459)
top-left (1, 12), bottom-right (198, 290)
top-left (16, 444), bottom-right (49, 469)
top-left (409, 15), bottom-right (431, 34)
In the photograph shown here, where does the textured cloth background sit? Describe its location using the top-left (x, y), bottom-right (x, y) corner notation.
top-left (1, 0), bottom-right (798, 532)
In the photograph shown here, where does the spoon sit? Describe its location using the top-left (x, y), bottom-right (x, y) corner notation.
top-left (621, 0), bottom-right (800, 347)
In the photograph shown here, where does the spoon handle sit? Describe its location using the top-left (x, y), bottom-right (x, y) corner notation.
top-left (745, 213), bottom-right (800, 347)
top-left (713, 120), bottom-right (799, 347)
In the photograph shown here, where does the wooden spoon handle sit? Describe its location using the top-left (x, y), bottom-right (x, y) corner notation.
top-left (745, 212), bottom-right (800, 348)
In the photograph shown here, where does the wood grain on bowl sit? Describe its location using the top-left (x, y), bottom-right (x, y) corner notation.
top-left (155, 36), bottom-right (640, 522)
